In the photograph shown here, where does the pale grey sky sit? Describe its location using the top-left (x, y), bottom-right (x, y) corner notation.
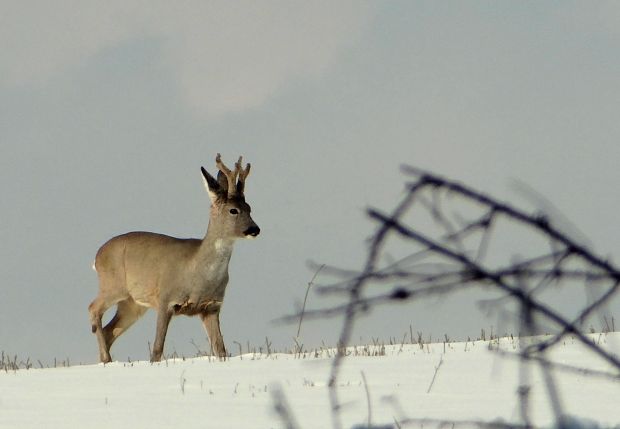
top-left (2, 1), bottom-right (620, 363)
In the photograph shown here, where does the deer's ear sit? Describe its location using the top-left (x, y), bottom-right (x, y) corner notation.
top-left (202, 167), bottom-right (224, 202)
top-left (216, 170), bottom-right (229, 193)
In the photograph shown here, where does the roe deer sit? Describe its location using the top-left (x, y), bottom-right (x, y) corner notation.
top-left (88, 154), bottom-right (260, 363)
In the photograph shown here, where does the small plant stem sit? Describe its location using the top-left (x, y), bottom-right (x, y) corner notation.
top-left (296, 264), bottom-right (325, 338)
top-left (361, 370), bottom-right (372, 427)
top-left (426, 355), bottom-right (444, 393)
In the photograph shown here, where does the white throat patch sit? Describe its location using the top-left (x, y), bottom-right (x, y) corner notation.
top-left (215, 238), bottom-right (224, 251)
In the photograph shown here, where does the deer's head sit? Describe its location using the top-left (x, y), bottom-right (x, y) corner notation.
top-left (201, 154), bottom-right (260, 239)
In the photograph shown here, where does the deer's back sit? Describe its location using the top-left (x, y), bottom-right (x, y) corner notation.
top-left (95, 232), bottom-right (202, 304)
top-left (96, 231), bottom-right (201, 266)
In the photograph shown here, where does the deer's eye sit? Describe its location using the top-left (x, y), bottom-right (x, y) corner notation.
top-left (229, 208), bottom-right (239, 215)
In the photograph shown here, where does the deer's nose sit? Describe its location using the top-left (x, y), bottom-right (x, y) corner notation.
top-left (244, 225), bottom-right (260, 237)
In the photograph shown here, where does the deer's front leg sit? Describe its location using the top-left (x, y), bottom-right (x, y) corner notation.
top-left (151, 307), bottom-right (173, 362)
top-left (201, 310), bottom-right (226, 358)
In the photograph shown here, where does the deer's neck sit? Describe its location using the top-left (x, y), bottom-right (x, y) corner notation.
top-left (195, 225), bottom-right (235, 272)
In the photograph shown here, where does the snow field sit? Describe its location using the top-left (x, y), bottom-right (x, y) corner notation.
top-left (0, 333), bottom-right (618, 428)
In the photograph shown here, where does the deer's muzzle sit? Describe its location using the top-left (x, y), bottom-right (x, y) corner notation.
top-left (244, 225), bottom-right (260, 238)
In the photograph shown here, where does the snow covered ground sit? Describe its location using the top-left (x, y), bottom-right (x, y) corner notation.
top-left (1, 333), bottom-right (618, 428)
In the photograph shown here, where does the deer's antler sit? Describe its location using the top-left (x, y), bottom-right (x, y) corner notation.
top-left (215, 153), bottom-right (250, 197)
top-left (237, 157), bottom-right (251, 196)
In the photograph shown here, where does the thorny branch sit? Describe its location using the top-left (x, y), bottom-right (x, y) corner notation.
top-left (286, 166), bottom-right (620, 429)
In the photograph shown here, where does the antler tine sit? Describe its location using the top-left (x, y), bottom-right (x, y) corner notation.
top-left (237, 158), bottom-right (251, 195)
top-left (215, 153), bottom-right (240, 197)
top-left (236, 156), bottom-right (251, 180)
top-left (215, 153), bottom-right (228, 173)
top-left (239, 162), bottom-right (251, 182)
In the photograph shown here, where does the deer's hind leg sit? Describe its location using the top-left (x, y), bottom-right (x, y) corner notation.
top-left (88, 273), bottom-right (129, 363)
top-left (103, 298), bottom-right (148, 352)
top-left (89, 293), bottom-right (118, 363)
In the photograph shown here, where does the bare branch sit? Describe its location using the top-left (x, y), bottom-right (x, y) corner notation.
top-left (284, 166), bottom-right (620, 427)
